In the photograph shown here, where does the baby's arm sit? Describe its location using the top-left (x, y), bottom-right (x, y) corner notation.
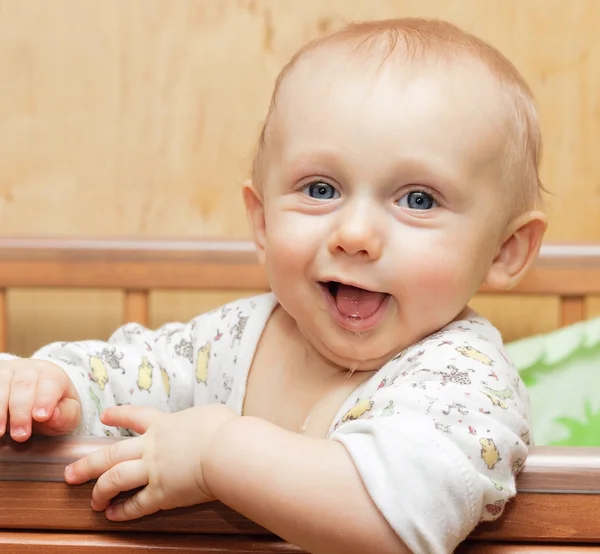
top-left (24, 317), bottom-right (203, 436)
top-left (205, 416), bottom-right (408, 554)
top-left (204, 329), bottom-right (528, 554)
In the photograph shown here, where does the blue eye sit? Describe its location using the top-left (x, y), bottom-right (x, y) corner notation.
top-left (398, 191), bottom-right (437, 210)
top-left (301, 182), bottom-right (340, 200)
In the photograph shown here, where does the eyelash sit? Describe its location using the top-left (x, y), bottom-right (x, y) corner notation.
top-left (400, 186), bottom-right (439, 201)
top-left (298, 178), bottom-right (339, 196)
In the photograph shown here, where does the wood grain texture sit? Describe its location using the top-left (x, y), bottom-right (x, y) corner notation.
top-left (3, 436), bottom-right (600, 544)
top-left (469, 493), bottom-right (600, 542)
top-left (587, 296), bottom-right (600, 319)
top-left (457, 544), bottom-right (600, 554)
top-left (3, 436), bottom-right (600, 551)
top-left (0, 481), bottom-right (266, 535)
top-left (0, 0), bottom-right (598, 240)
top-left (560, 296), bottom-right (587, 326)
top-left (124, 290), bottom-right (150, 326)
top-left (0, 535), bottom-right (598, 554)
top-left (0, 532), bottom-right (304, 553)
top-left (0, 533), bottom-right (598, 554)
top-left (468, 295), bottom-right (559, 344)
top-left (7, 288), bottom-right (123, 356)
top-left (1, 480), bottom-right (600, 543)
top-left (150, 290), bottom-right (264, 329)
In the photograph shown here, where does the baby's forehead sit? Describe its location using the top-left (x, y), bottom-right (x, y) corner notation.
top-left (271, 51), bottom-right (511, 168)
top-left (255, 32), bottom-right (539, 214)
top-left (276, 48), bottom-right (509, 129)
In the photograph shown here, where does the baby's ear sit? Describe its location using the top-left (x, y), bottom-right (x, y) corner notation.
top-left (242, 180), bottom-right (266, 264)
top-left (484, 210), bottom-right (548, 290)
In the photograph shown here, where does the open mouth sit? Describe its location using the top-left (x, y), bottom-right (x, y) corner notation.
top-left (325, 281), bottom-right (340, 297)
top-left (318, 280), bottom-right (390, 329)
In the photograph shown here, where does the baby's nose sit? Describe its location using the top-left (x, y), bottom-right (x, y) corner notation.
top-left (328, 203), bottom-right (384, 260)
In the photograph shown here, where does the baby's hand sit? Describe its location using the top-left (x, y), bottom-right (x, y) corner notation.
top-left (64, 404), bottom-right (237, 521)
top-left (0, 359), bottom-right (81, 441)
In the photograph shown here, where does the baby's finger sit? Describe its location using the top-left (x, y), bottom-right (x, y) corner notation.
top-left (0, 366), bottom-right (13, 436)
top-left (8, 368), bottom-right (39, 441)
top-left (33, 397), bottom-right (81, 436)
top-left (100, 405), bottom-right (162, 435)
top-left (104, 483), bottom-right (161, 522)
top-left (65, 437), bottom-right (142, 485)
top-left (90, 459), bottom-right (149, 512)
top-left (31, 371), bottom-right (71, 423)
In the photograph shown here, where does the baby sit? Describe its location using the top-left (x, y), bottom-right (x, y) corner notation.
top-left (0, 18), bottom-right (547, 554)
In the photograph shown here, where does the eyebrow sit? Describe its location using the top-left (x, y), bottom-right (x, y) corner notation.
top-left (283, 150), bottom-right (347, 181)
top-left (281, 149), bottom-right (469, 198)
top-left (387, 156), bottom-right (465, 190)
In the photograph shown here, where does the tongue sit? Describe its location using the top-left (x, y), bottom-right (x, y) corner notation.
top-left (335, 284), bottom-right (386, 319)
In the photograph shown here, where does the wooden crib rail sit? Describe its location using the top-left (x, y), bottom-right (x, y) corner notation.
top-left (1, 435), bottom-right (600, 551)
top-left (0, 239), bottom-right (598, 353)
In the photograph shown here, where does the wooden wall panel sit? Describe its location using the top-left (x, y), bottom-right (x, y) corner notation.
top-left (470, 295), bottom-right (560, 343)
top-left (150, 290), bottom-right (263, 328)
top-left (587, 296), bottom-right (600, 319)
top-left (0, 0), bottom-right (598, 352)
top-left (0, 0), bottom-right (598, 240)
top-left (7, 289), bottom-right (123, 356)
top-left (6, 289), bottom-right (265, 357)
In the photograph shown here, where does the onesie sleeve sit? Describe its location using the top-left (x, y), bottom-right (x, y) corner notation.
top-left (28, 310), bottom-right (220, 437)
top-left (329, 320), bottom-right (529, 554)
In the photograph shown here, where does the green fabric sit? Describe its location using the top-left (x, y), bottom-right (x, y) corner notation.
top-left (506, 317), bottom-right (600, 446)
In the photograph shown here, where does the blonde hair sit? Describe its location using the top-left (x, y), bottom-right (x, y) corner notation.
top-left (252, 18), bottom-right (544, 214)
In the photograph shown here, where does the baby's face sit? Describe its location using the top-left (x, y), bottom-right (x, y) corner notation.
top-left (257, 53), bottom-right (513, 370)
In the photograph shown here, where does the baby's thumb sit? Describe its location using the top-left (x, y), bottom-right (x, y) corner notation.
top-left (33, 398), bottom-right (81, 436)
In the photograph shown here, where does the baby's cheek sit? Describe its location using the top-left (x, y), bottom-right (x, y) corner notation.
top-left (266, 241), bottom-right (304, 290)
top-left (407, 257), bottom-right (478, 313)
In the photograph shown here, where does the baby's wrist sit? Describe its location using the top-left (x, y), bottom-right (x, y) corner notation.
top-left (201, 411), bottom-right (247, 500)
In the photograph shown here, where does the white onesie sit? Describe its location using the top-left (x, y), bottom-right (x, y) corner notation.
top-left (14, 292), bottom-right (529, 554)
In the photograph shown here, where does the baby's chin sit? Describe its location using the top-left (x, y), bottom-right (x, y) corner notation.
top-left (333, 354), bottom-right (395, 374)
top-left (305, 331), bottom-right (404, 373)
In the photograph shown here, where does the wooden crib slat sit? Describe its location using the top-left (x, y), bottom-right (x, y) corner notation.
top-left (457, 544), bottom-right (600, 553)
top-left (0, 240), bottom-right (268, 291)
top-left (0, 240), bottom-right (597, 295)
top-left (0, 535), bottom-right (598, 554)
top-left (0, 532), bottom-right (303, 552)
top-left (3, 437), bottom-right (600, 545)
top-left (124, 290), bottom-right (149, 326)
top-left (0, 289), bottom-right (7, 352)
top-left (560, 295), bottom-right (586, 326)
